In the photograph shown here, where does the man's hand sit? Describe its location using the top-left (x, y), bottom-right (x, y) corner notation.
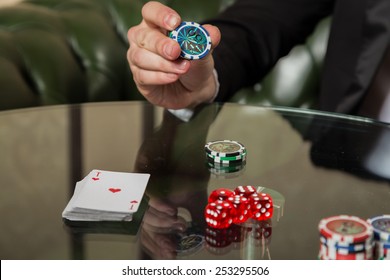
top-left (127, 1), bottom-right (221, 109)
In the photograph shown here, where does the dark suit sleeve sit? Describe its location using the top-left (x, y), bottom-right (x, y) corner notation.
top-left (205, 0), bottom-right (334, 101)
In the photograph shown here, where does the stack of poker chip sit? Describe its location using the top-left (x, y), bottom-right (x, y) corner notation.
top-left (205, 140), bottom-right (246, 178)
top-left (318, 215), bottom-right (374, 260)
top-left (367, 215), bottom-right (390, 260)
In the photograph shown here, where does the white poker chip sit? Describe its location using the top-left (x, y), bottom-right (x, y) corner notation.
top-left (169, 21), bottom-right (212, 60)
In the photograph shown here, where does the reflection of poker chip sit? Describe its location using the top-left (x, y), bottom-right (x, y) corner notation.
top-left (176, 234), bottom-right (204, 255)
top-left (207, 160), bottom-right (245, 179)
top-left (169, 21), bottom-right (211, 60)
top-left (205, 140), bottom-right (246, 157)
top-left (209, 167), bottom-right (245, 179)
top-left (207, 162), bottom-right (243, 171)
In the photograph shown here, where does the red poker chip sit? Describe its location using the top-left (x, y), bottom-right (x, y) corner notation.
top-left (319, 243), bottom-right (373, 260)
top-left (318, 215), bottom-right (373, 243)
top-left (320, 234), bottom-right (374, 251)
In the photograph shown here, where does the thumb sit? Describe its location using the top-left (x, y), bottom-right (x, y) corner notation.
top-left (203, 24), bottom-right (221, 52)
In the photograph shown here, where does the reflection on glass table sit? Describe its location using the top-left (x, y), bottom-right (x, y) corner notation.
top-left (0, 101), bottom-right (389, 260)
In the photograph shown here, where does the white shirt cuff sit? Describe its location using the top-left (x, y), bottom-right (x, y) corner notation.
top-left (168, 108), bottom-right (194, 122)
top-left (168, 69), bottom-right (220, 122)
top-left (208, 68), bottom-right (220, 103)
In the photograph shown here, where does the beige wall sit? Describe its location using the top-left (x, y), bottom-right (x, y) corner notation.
top-left (0, 0), bottom-right (23, 7)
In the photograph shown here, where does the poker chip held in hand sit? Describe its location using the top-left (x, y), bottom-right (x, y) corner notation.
top-left (169, 21), bottom-right (211, 60)
top-left (205, 186), bottom-right (273, 229)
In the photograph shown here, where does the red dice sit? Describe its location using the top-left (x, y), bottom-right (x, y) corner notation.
top-left (206, 186), bottom-right (273, 230)
top-left (208, 188), bottom-right (235, 203)
top-left (205, 200), bottom-right (236, 229)
top-left (227, 195), bottom-right (251, 224)
top-left (234, 185), bottom-right (257, 198)
top-left (249, 192), bottom-right (273, 221)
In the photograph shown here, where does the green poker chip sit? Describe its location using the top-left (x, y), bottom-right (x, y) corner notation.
top-left (207, 151), bottom-right (247, 162)
top-left (205, 140), bottom-right (246, 157)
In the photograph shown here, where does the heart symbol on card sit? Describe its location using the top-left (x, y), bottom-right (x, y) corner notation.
top-left (108, 188), bottom-right (121, 193)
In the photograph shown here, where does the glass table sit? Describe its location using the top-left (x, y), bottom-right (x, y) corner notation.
top-left (1, 101), bottom-right (389, 260)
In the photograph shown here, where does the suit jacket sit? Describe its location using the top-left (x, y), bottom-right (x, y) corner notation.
top-left (209, 0), bottom-right (390, 115)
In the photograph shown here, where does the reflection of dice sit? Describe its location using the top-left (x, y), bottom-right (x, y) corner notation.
top-left (205, 227), bottom-right (232, 255)
top-left (227, 195), bottom-right (251, 224)
top-left (228, 224), bottom-right (248, 251)
top-left (205, 200), bottom-right (236, 229)
top-left (242, 220), bottom-right (273, 259)
top-left (234, 185), bottom-right (257, 198)
top-left (251, 220), bottom-right (272, 245)
top-left (205, 225), bottom-right (245, 254)
top-left (208, 188), bottom-right (235, 203)
top-left (227, 224), bottom-right (246, 243)
top-left (249, 192), bottom-right (273, 221)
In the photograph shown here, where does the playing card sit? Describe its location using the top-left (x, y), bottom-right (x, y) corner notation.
top-left (62, 181), bottom-right (86, 220)
top-left (72, 169), bottom-right (150, 213)
top-left (62, 169), bottom-right (150, 222)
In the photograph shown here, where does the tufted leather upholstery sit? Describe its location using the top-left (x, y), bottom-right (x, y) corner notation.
top-left (0, 0), bottom-right (329, 110)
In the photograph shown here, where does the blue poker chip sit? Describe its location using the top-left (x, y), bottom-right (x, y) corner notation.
top-left (169, 21), bottom-right (212, 60)
top-left (367, 215), bottom-right (390, 242)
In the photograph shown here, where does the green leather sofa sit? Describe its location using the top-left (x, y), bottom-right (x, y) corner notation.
top-left (0, 0), bottom-right (330, 111)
